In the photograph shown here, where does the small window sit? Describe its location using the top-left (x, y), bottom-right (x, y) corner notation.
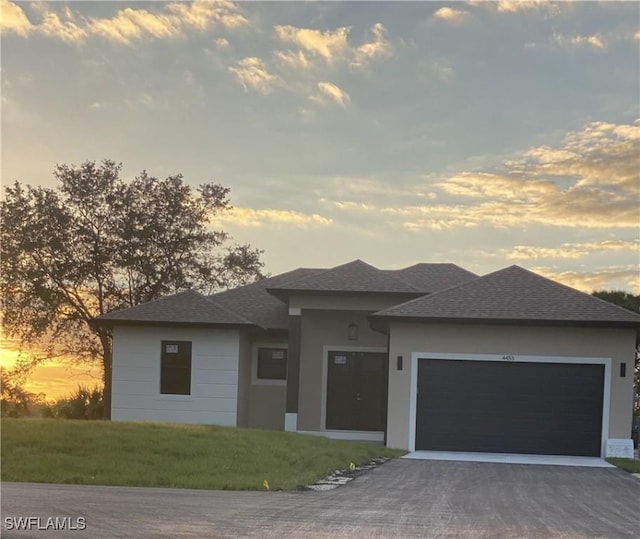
top-left (257, 348), bottom-right (287, 381)
top-left (160, 341), bottom-right (192, 395)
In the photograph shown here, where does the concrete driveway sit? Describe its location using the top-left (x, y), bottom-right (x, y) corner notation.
top-left (2, 459), bottom-right (639, 538)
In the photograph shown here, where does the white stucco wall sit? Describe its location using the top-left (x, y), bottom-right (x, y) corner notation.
top-left (111, 325), bottom-right (240, 425)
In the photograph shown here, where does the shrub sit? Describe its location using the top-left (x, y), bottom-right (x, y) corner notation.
top-left (0, 370), bottom-right (44, 418)
top-left (44, 385), bottom-right (105, 420)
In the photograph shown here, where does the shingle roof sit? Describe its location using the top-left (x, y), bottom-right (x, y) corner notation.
top-left (266, 259), bottom-right (424, 296)
top-left (373, 265), bottom-right (640, 326)
top-left (385, 263), bottom-right (478, 292)
top-left (209, 268), bottom-right (323, 330)
top-left (97, 289), bottom-right (254, 326)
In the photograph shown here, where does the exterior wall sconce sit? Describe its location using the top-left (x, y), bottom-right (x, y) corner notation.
top-left (348, 323), bottom-right (358, 341)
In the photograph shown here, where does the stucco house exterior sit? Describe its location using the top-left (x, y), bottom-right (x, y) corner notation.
top-left (97, 260), bottom-right (640, 458)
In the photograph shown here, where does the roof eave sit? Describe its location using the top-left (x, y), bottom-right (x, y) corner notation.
top-left (369, 315), bottom-right (640, 330)
top-left (92, 318), bottom-right (256, 330)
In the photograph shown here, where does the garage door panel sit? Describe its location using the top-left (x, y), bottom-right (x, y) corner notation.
top-left (416, 359), bottom-right (604, 456)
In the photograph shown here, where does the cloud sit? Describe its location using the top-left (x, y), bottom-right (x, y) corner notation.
top-left (352, 23), bottom-right (393, 66)
top-left (39, 10), bottom-right (88, 43)
top-left (437, 172), bottom-right (557, 200)
top-left (212, 207), bottom-right (333, 228)
top-left (531, 266), bottom-right (640, 294)
top-left (495, 1), bottom-right (563, 14)
top-left (431, 62), bottom-right (455, 82)
top-left (322, 120), bottom-right (639, 231)
top-left (516, 120), bottom-right (640, 194)
top-left (89, 8), bottom-right (180, 44)
top-left (0, 0), bottom-right (246, 44)
top-left (275, 25), bottom-right (350, 64)
top-left (312, 82), bottom-right (351, 107)
top-left (316, 177), bottom-right (439, 204)
top-left (275, 23), bottom-right (392, 69)
top-left (433, 7), bottom-right (471, 23)
top-left (551, 33), bottom-right (605, 49)
top-left (274, 50), bottom-right (311, 69)
top-left (506, 240), bottom-right (640, 260)
top-left (166, 0), bottom-right (247, 29)
top-left (228, 57), bottom-right (281, 94)
top-left (0, 0), bottom-right (33, 36)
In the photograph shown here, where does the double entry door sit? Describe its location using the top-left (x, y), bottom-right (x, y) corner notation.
top-left (326, 351), bottom-right (388, 432)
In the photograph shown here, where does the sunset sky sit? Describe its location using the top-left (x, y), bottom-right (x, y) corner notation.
top-left (1, 1), bottom-right (639, 397)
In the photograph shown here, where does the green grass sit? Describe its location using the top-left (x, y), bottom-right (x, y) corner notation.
top-left (0, 419), bottom-right (405, 490)
top-left (606, 457), bottom-right (640, 474)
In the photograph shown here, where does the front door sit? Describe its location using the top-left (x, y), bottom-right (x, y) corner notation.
top-left (326, 351), bottom-right (388, 431)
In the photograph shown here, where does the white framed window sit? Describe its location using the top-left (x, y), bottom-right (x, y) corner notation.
top-left (252, 343), bottom-right (288, 386)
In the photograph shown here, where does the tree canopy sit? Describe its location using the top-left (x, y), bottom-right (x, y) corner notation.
top-left (591, 290), bottom-right (640, 314)
top-left (0, 160), bottom-right (265, 417)
top-left (592, 289), bottom-right (640, 415)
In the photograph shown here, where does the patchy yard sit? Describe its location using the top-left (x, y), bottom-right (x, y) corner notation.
top-left (0, 419), bottom-right (404, 490)
top-left (606, 457), bottom-right (640, 474)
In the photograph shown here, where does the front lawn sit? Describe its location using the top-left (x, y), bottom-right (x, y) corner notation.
top-left (0, 419), bottom-right (404, 490)
top-left (606, 457), bottom-right (640, 474)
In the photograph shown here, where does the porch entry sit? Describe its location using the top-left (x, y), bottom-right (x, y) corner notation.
top-left (326, 351), bottom-right (388, 431)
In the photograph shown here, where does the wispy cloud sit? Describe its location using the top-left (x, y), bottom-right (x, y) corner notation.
top-left (275, 22), bottom-right (392, 69)
top-left (0, 0), bottom-right (32, 36)
top-left (531, 266), bottom-right (640, 294)
top-left (433, 7), bottom-right (471, 23)
top-left (312, 82), bottom-right (351, 107)
top-left (0, 0), bottom-right (246, 44)
top-left (551, 33), bottom-right (605, 49)
top-left (494, 0), bottom-right (564, 14)
top-left (515, 120), bottom-right (640, 193)
top-left (275, 25), bottom-right (350, 64)
top-left (507, 240), bottom-right (640, 260)
top-left (39, 9), bottom-right (88, 43)
top-left (352, 23), bottom-right (393, 66)
top-left (324, 120), bottom-right (639, 231)
top-left (212, 207), bottom-right (333, 228)
top-left (229, 57), bottom-right (281, 94)
top-left (274, 49), bottom-right (311, 69)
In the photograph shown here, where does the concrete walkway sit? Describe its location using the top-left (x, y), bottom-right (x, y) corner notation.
top-left (403, 450), bottom-right (614, 467)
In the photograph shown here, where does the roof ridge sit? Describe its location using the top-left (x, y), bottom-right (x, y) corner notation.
top-left (279, 259), bottom-right (423, 291)
top-left (100, 288), bottom-right (199, 318)
top-left (374, 264), bottom-right (640, 323)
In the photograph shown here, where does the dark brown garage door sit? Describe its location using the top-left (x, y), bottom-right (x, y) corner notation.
top-left (416, 359), bottom-right (605, 456)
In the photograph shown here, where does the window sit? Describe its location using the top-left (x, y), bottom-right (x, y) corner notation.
top-left (256, 347), bottom-right (287, 381)
top-left (160, 341), bottom-right (192, 395)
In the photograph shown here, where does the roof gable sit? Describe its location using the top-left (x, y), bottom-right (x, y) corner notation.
top-left (374, 265), bottom-right (640, 326)
top-left (385, 263), bottom-right (478, 292)
top-left (267, 259), bottom-right (422, 296)
top-left (97, 289), bottom-right (254, 326)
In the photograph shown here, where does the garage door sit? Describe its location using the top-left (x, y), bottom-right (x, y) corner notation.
top-left (416, 359), bottom-right (605, 456)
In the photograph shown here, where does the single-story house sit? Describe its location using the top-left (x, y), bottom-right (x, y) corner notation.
top-left (96, 260), bottom-right (640, 458)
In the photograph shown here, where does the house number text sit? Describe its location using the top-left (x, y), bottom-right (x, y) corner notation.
top-left (502, 355), bottom-right (515, 361)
